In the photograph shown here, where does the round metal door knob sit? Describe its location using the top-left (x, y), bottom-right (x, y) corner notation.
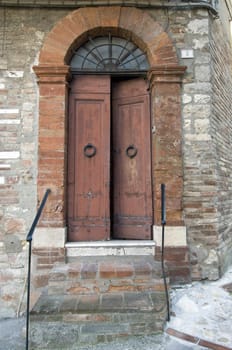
top-left (126, 145), bottom-right (137, 158)
top-left (84, 143), bottom-right (97, 158)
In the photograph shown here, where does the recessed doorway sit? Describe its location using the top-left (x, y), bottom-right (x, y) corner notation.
top-left (67, 35), bottom-right (153, 241)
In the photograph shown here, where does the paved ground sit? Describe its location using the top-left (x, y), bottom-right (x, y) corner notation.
top-left (1, 267), bottom-right (232, 350)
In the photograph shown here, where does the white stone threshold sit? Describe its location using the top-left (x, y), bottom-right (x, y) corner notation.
top-left (65, 240), bottom-right (156, 257)
top-left (66, 240), bottom-right (155, 248)
top-left (33, 226), bottom-right (186, 250)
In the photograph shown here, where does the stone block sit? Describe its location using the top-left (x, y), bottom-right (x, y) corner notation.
top-left (67, 264), bottom-right (82, 279)
top-left (150, 292), bottom-right (167, 312)
top-left (31, 295), bottom-right (64, 314)
top-left (77, 294), bottom-right (100, 311)
top-left (66, 284), bottom-right (91, 295)
top-left (100, 293), bottom-right (123, 310)
top-left (99, 262), bottom-right (117, 279)
top-left (59, 295), bottom-right (78, 312)
top-left (4, 234), bottom-right (22, 253)
top-left (49, 264), bottom-right (70, 281)
top-left (124, 292), bottom-right (152, 310)
top-left (30, 322), bottom-right (80, 350)
top-left (80, 322), bottom-right (130, 336)
top-left (33, 273), bottom-right (49, 289)
top-left (80, 263), bottom-right (98, 279)
top-left (4, 218), bottom-right (25, 234)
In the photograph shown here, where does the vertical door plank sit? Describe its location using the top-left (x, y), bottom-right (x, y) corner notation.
top-left (112, 78), bottom-right (152, 239)
top-left (68, 75), bottom-right (111, 241)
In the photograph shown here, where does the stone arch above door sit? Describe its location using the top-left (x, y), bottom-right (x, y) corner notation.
top-left (33, 6), bottom-right (186, 240)
top-left (39, 6), bottom-right (178, 66)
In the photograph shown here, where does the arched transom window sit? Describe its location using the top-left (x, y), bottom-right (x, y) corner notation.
top-left (70, 34), bottom-right (149, 72)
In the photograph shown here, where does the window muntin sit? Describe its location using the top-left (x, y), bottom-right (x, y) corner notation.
top-left (70, 35), bottom-right (149, 72)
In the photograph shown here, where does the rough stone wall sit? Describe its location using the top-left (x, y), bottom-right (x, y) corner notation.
top-left (168, 9), bottom-right (232, 280)
top-left (151, 8), bottom-right (231, 280)
top-left (210, 17), bottom-right (232, 274)
top-left (150, 8), bottom-right (220, 280)
top-left (177, 12), bottom-right (220, 281)
top-left (0, 5), bottom-right (231, 317)
top-left (0, 7), bottom-right (68, 318)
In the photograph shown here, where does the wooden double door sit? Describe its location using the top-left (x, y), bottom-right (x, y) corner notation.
top-left (67, 75), bottom-right (152, 241)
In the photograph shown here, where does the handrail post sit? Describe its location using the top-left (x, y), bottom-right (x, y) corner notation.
top-left (161, 184), bottom-right (170, 321)
top-left (26, 239), bottom-right (32, 350)
top-left (25, 188), bottom-right (51, 350)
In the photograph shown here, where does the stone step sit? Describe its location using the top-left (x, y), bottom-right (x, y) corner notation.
top-left (30, 256), bottom-right (168, 348)
top-left (65, 240), bottom-right (156, 261)
top-left (30, 292), bottom-right (167, 349)
top-left (30, 309), bottom-right (165, 349)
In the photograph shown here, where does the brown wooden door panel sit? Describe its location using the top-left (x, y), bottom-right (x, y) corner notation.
top-left (68, 76), bottom-right (152, 242)
top-left (68, 76), bottom-right (110, 241)
top-left (112, 78), bottom-right (152, 239)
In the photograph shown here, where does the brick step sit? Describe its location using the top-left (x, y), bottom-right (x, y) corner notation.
top-left (48, 255), bottom-right (165, 296)
top-left (31, 291), bottom-right (166, 314)
top-left (30, 256), bottom-right (168, 347)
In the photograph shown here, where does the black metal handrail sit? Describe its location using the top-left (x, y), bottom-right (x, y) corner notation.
top-left (25, 188), bottom-right (51, 350)
top-left (161, 184), bottom-right (170, 322)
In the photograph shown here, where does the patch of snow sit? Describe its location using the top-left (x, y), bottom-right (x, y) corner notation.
top-left (167, 266), bottom-right (232, 347)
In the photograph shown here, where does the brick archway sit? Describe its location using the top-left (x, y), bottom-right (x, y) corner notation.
top-left (38, 6), bottom-right (178, 66)
top-left (33, 6), bottom-right (186, 243)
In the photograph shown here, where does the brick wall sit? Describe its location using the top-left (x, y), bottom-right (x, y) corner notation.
top-left (210, 18), bottom-right (232, 274)
top-left (0, 7), bottom-right (68, 318)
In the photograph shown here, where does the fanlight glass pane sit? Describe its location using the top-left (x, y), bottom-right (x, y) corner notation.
top-left (70, 35), bottom-right (149, 72)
